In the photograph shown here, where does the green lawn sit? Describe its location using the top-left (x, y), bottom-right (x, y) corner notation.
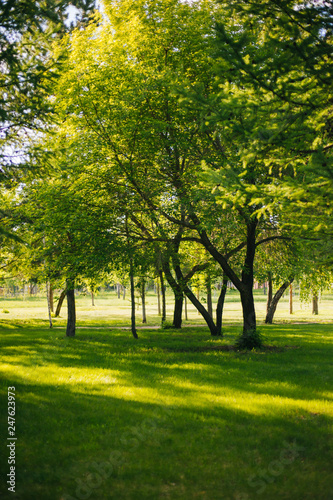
top-left (0, 292), bottom-right (333, 499)
top-left (1, 287), bottom-right (333, 327)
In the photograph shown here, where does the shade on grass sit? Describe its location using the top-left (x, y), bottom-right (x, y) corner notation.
top-left (0, 323), bottom-right (332, 500)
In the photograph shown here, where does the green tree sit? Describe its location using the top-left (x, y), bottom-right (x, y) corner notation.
top-left (50, 0), bottom-right (297, 346)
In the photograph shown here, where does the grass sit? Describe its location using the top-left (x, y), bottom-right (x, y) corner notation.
top-left (1, 287), bottom-right (333, 328)
top-left (0, 291), bottom-right (333, 499)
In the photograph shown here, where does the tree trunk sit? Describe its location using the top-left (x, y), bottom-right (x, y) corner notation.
top-left (156, 279), bottom-right (161, 316)
top-left (289, 283), bottom-right (293, 314)
top-left (66, 281), bottom-right (76, 337)
top-left (164, 254), bottom-right (219, 336)
top-left (206, 275), bottom-right (213, 318)
top-left (265, 279), bottom-right (293, 324)
top-left (195, 216), bottom-right (258, 335)
top-left (117, 283), bottom-right (121, 299)
top-left (216, 275), bottom-right (228, 336)
top-left (49, 285), bottom-right (54, 313)
top-left (130, 261), bottom-right (138, 339)
top-left (122, 285), bottom-right (126, 300)
top-left (141, 280), bottom-right (147, 323)
top-left (159, 270), bottom-right (166, 322)
top-left (46, 282), bottom-right (53, 329)
top-left (312, 294), bottom-right (318, 315)
top-left (91, 290), bottom-right (95, 306)
top-left (162, 260), bottom-right (183, 328)
top-left (183, 284), bottom-right (220, 335)
top-left (173, 292), bottom-right (183, 328)
top-left (240, 287), bottom-right (256, 334)
top-left (55, 289), bottom-right (66, 317)
top-left (266, 272), bottom-right (273, 314)
top-left (184, 295), bottom-right (188, 320)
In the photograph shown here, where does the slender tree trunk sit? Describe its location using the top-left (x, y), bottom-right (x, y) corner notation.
top-left (184, 295), bottom-right (188, 320)
top-left (240, 287), bottom-right (256, 333)
top-left (289, 283), bottom-right (293, 314)
top-left (173, 291), bottom-right (183, 329)
top-left (240, 220), bottom-right (258, 334)
top-left (216, 275), bottom-right (228, 336)
top-left (196, 287), bottom-right (200, 315)
top-left (46, 282), bottom-right (53, 329)
top-left (49, 285), bottom-right (54, 313)
top-left (183, 284), bottom-right (219, 335)
top-left (206, 275), bottom-right (213, 318)
top-left (91, 290), bottom-right (95, 306)
top-left (159, 270), bottom-right (166, 323)
top-left (141, 280), bottom-right (147, 323)
top-left (165, 255), bottom-right (219, 336)
top-left (66, 280), bottom-right (76, 337)
top-left (312, 294), bottom-right (318, 315)
top-left (122, 285), bottom-right (126, 300)
top-left (195, 216), bottom-right (258, 335)
top-left (130, 261), bottom-right (138, 339)
top-left (265, 279), bottom-right (293, 324)
top-left (117, 283), bottom-right (121, 299)
top-left (266, 272), bottom-right (273, 315)
top-left (55, 289), bottom-right (66, 317)
top-left (156, 279), bottom-right (161, 316)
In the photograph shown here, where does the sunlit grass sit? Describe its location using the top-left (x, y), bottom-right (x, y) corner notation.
top-left (0, 320), bottom-right (333, 499)
top-left (1, 288), bottom-right (333, 329)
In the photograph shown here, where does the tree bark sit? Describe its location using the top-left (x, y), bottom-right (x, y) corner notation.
top-left (312, 294), bottom-right (318, 315)
top-left (46, 282), bottom-right (53, 329)
top-left (183, 283), bottom-right (220, 335)
top-left (206, 275), bottom-right (213, 318)
top-left (240, 219), bottom-right (258, 334)
top-left (289, 283), bottom-right (293, 314)
top-left (184, 295), bottom-right (188, 320)
top-left (266, 272), bottom-right (273, 314)
top-left (173, 291), bottom-right (183, 328)
top-left (156, 279), bottom-right (161, 316)
top-left (164, 248), bottom-right (220, 336)
top-left (216, 275), bottom-right (228, 336)
top-left (240, 287), bottom-right (256, 333)
top-left (55, 289), bottom-right (66, 317)
top-left (49, 285), bottom-right (54, 313)
top-left (130, 261), bottom-right (138, 339)
top-left (162, 259), bottom-right (183, 328)
top-left (66, 281), bottom-right (76, 337)
top-left (159, 270), bottom-right (166, 323)
top-left (91, 290), bottom-right (95, 306)
top-left (117, 283), bottom-right (121, 299)
top-left (140, 280), bottom-right (147, 323)
top-left (265, 279), bottom-right (293, 324)
top-left (193, 215), bottom-right (258, 334)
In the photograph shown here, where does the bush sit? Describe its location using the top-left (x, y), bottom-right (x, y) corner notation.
top-left (235, 329), bottom-right (264, 350)
top-left (161, 320), bottom-right (174, 329)
top-left (2, 309), bottom-right (9, 314)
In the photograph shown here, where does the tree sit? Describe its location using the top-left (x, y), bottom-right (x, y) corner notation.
top-left (20, 167), bottom-right (128, 336)
top-left (212, 0), bottom-right (333, 264)
top-left (51, 0), bottom-right (267, 340)
top-left (0, 0), bottom-right (96, 172)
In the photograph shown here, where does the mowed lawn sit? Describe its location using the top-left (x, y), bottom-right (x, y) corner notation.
top-left (0, 309), bottom-right (333, 500)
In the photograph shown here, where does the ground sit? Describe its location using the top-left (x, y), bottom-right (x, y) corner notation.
top-left (0, 290), bottom-right (332, 499)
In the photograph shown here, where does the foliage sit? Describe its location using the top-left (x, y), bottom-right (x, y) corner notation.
top-left (211, 0), bottom-right (333, 261)
top-left (235, 327), bottom-right (264, 350)
top-left (0, 0), bottom-right (96, 171)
